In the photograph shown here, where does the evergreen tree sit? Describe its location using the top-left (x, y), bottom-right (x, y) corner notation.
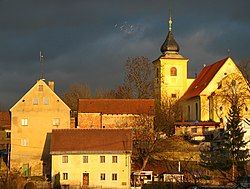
top-left (223, 104), bottom-right (249, 177)
top-left (200, 104), bottom-right (249, 179)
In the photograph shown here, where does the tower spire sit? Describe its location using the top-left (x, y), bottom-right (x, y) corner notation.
top-left (169, 9), bottom-right (172, 32)
top-left (160, 11), bottom-right (180, 54)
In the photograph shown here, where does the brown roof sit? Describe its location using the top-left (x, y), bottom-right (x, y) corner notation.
top-left (0, 111), bottom-right (11, 129)
top-left (180, 57), bottom-right (229, 101)
top-left (50, 129), bottom-right (132, 154)
top-left (78, 99), bottom-right (154, 115)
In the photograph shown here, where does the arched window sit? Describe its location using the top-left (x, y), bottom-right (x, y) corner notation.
top-left (170, 67), bottom-right (177, 76)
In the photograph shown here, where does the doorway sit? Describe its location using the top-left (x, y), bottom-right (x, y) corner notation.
top-left (82, 173), bottom-right (89, 189)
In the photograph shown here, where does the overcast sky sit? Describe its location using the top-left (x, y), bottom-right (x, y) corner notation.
top-left (0, 0), bottom-right (250, 108)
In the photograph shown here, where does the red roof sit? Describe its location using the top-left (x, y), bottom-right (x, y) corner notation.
top-left (78, 99), bottom-right (154, 115)
top-left (180, 57), bottom-right (229, 101)
top-left (0, 111), bottom-right (11, 129)
top-left (51, 129), bottom-right (132, 154)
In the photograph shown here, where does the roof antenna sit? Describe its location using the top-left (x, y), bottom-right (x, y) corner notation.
top-left (40, 51), bottom-right (45, 80)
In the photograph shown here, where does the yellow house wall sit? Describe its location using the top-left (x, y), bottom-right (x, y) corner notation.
top-left (200, 58), bottom-right (242, 121)
top-left (182, 97), bottom-right (200, 121)
top-left (10, 80), bottom-right (70, 176)
top-left (52, 153), bottom-right (131, 188)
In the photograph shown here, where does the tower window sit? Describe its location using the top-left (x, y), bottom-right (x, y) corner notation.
top-left (170, 67), bottom-right (177, 76)
top-left (171, 94), bottom-right (177, 98)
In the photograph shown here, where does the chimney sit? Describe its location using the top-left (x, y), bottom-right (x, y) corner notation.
top-left (48, 81), bottom-right (55, 91)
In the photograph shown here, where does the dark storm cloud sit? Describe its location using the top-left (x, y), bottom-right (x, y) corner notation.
top-left (0, 0), bottom-right (249, 108)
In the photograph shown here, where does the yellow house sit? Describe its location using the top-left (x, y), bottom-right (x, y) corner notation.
top-left (10, 79), bottom-right (71, 177)
top-left (51, 128), bottom-right (132, 189)
top-left (77, 99), bottom-right (154, 129)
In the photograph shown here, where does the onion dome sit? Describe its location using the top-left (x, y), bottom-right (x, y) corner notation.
top-left (160, 16), bottom-right (180, 54)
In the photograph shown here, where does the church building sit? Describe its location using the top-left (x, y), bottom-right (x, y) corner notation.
top-left (154, 15), bottom-right (250, 140)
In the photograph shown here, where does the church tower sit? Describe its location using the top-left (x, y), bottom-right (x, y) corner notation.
top-left (153, 15), bottom-right (192, 103)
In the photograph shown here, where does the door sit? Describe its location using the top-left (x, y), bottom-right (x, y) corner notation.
top-left (82, 173), bottom-right (89, 189)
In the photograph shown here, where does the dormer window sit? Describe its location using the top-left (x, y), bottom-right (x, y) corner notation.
top-left (170, 67), bottom-right (177, 76)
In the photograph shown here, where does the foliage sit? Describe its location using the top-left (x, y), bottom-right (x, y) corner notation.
top-left (224, 104), bottom-right (249, 175)
top-left (53, 172), bottom-right (61, 189)
top-left (200, 102), bottom-right (249, 181)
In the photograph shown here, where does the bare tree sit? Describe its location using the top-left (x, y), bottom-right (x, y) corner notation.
top-left (121, 56), bottom-right (154, 99)
top-left (62, 83), bottom-right (92, 111)
top-left (132, 98), bottom-right (182, 171)
top-left (239, 59), bottom-right (250, 83)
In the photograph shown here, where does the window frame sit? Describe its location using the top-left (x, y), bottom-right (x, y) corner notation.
top-left (100, 156), bottom-right (105, 163)
top-left (63, 173), bottom-right (68, 180)
top-left (100, 173), bottom-right (105, 180)
top-left (191, 128), bottom-right (198, 134)
top-left (21, 138), bottom-right (28, 146)
top-left (38, 85), bottom-right (43, 91)
top-left (83, 156), bottom-right (88, 163)
top-left (170, 67), bottom-right (177, 76)
top-left (62, 155), bottom-right (68, 163)
top-left (112, 173), bottom-right (118, 181)
top-left (21, 118), bottom-right (28, 126)
top-left (52, 118), bottom-right (60, 126)
top-left (112, 156), bottom-right (118, 163)
top-left (33, 97), bottom-right (39, 105)
top-left (43, 97), bottom-right (49, 105)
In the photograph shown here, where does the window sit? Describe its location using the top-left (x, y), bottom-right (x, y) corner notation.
top-left (6, 132), bottom-right (11, 139)
top-left (112, 156), bottom-right (117, 163)
top-left (53, 118), bottom-right (60, 126)
top-left (112, 173), bottom-right (117, 181)
top-left (170, 67), bottom-right (177, 76)
top-left (22, 164), bottom-right (29, 177)
top-left (38, 85), bottom-right (43, 91)
top-left (100, 156), bottom-right (105, 163)
top-left (21, 119), bottom-right (28, 126)
top-left (62, 156), bottom-right (68, 163)
top-left (204, 127), bottom-right (209, 133)
top-left (83, 156), bottom-right (88, 163)
top-left (63, 173), bottom-right (68, 180)
top-left (187, 106), bottom-right (191, 121)
top-left (191, 128), bottom-right (197, 134)
top-left (43, 97), bottom-right (49, 105)
top-left (21, 139), bottom-right (28, 146)
top-left (195, 103), bottom-right (199, 120)
top-left (33, 97), bottom-right (38, 105)
top-left (171, 94), bottom-right (177, 98)
top-left (100, 173), bottom-right (105, 180)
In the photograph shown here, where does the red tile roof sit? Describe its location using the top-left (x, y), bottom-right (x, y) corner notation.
top-left (78, 99), bottom-right (154, 115)
top-left (50, 129), bottom-right (132, 154)
top-left (0, 111), bottom-right (11, 129)
top-left (180, 57), bottom-right (229, 101)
